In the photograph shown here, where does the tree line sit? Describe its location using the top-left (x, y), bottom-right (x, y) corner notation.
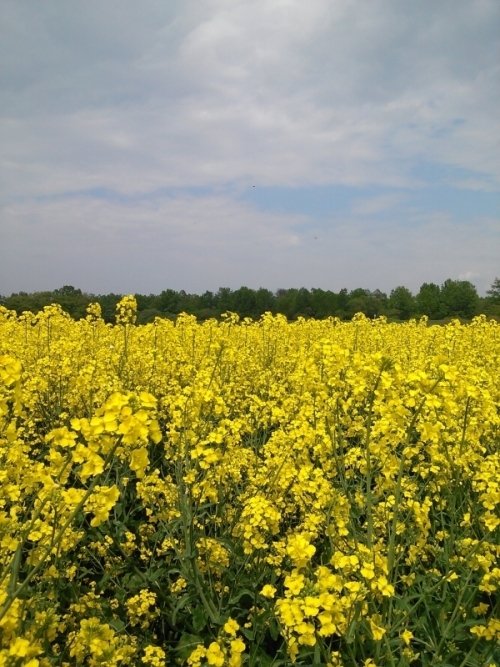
top-left (1, 279), bottom-right (500, 323)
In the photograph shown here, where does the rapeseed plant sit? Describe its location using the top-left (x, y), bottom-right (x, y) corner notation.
top-left (0, 305), bottom-right (498, 664)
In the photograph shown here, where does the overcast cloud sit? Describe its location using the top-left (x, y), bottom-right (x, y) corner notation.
top-left (1, 0), bottom-right (499, 296)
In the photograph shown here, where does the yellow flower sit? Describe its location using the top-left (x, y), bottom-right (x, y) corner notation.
top-left (229, 637), bottom-right (246, 666)
top-left (206, 641), bottom-right (225, 666)
top-left (286, 533), bottom-right (316, 568)
top-left (400, 629), bottom-right (413, 646)
top-left (85, 485), bottom-right (120, 526)
top-left (223, 618), bottom-right (240, 636)
top-left (8, 638), bottom-right (31, 657)
top-left (130, 446), bottom-right (150, 477)
top-left (260, 584), bottom-right (277, 598)
top-left (318, 611), bottom-right (337, 637)
top-left (372, 575), bottom-right (394, 597)
top-left (360, 562), bottom-right (375, 580)
top-left (369, 615), bottom-right (386, 641)
top-left (46, 426), bottom-right (77, 448)
top-left (284, 572), bottom-right (305, 596)
top-left (142, 645), bottom-right (167, 666)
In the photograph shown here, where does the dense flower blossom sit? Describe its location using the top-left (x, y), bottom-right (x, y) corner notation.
top-left (0, 307), bottom-right (498, 664)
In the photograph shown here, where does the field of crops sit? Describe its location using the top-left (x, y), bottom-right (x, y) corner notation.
top-left (0, 298), bottom-right (498, 666)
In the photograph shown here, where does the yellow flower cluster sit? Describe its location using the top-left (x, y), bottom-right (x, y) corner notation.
top-left (142, 644), bottom-right (168, 666)
top-left (187, 619), bottom-right (246, 667)
top-left (0, 304), bottom-right (498, 664)
top-left (115, 294), bottom-right (138, 325)
top-left (126, 589), bottom-right (159, 629)
top-left (68, 616), bottom-right (136, 665)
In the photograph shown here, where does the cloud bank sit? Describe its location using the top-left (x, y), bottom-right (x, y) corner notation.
top-left (1, 0), bottom-right (499, 295)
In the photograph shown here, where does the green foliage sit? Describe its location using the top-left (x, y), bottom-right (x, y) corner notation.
top-left (440, 280), bottom-right (479, 319)
top-left (389, 286), bottom-right (416, 320)
top-left (0, 278), bottom-right (491, 323)
top-left (416, 283), bottom-right (444, 319)
top-left (486, 277), bottom-right (500, 303)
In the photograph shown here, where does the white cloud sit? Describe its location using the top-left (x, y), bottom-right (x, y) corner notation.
top-left (458, 270), bottom-right (481, 282)
top-left (1, 0), bottom-right (499, 198)
top-left (0, 0), bottom-right (499, 294)
top-left (1, 194), bottom-right (498, 295)
top-left (0, 194), bottom-right (309, 294)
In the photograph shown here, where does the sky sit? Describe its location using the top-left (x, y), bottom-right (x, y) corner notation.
top-left (1, 0), bottom-right (499, 297)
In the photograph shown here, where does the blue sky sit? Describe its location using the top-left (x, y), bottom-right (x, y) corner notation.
top-left (1, 0), bottom-right (499, 296)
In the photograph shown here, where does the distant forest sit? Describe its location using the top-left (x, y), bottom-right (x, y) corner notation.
top-left (2, 278), bottom-right (500, 323)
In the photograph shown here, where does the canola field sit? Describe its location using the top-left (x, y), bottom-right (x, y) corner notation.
top-left (0, 298), bottom-right (498, 666)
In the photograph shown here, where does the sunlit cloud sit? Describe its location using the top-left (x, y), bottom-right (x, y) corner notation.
top-left (1, 0), bottom-right (499, 295)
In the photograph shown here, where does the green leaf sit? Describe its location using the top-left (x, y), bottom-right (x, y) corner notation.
top-left (268, 617), bottom-right (280, 641)
top-left (228, 588), bottom-right (255, 606)
top-left (192, 605), bottom-right (208, 632)
top-left (176, 633), bottom-right (204, 661)
top-left (241, 626), bottom-right (255, 641)
top-left (171, 594), bottom-right (191, 625)
top-left (108, 618), bottom-right (126, 633)
top-left (252, 651), bottom-right (287, 666)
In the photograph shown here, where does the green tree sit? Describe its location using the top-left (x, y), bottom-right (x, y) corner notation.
top-left (137, 308), bottom-right (162, 324)
top-left (346, 288), bottom-right (370, 318)
top-left (199, 291), bottom-right (215, 309)
top-left (53, 285), bottom-right (88, 318)
top-left (416, 283), bottom-right (444, 319)
top-left (176, 290), bottom-right (199, 314)
top-left (486, 277), bottom-right (500, 303)
top-left (389, 286), bottom-right (415, 320)
top-left (275, 288), bottom-right (299, 319)
top-left (440, 279), bottom-right (479, 319)
top-left (231, 286), bottom-right (258, 318)
top-left (96, 293), bottom-right (121, 322)
top-left (254, 288), bottom-right (275, 316)
top-left (214, 287), bottom-right (233, 313)
top-left (53, 285), bottom-right (82, 297)
top-left (347, 289), bottom-right (387, 318)
top-left (158, 289), bottom-right (181, 315)
top-left (310, 288), bottom-right (340, 318)
top-left (196, 291), bottom-right (217, 320)
top-left (295, 287), bottom-right (313, 317)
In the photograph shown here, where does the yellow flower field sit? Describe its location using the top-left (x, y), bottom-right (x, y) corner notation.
top-left (0, 299), bottom-right (498, 666)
